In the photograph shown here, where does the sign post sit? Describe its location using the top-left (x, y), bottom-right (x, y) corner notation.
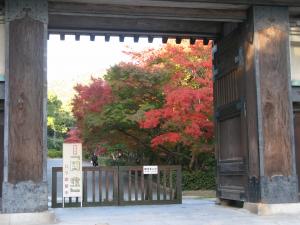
top-left (63, 143), bottom-right (83, 207)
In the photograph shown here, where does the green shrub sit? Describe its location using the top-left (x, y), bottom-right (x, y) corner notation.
top-left (181, 153), bottom-right (216, 190)
top-left (47, 137), bottom-right (64, 150)
top-left (182, 170), bottom-right (215, 190)
top-left (48, 149), bottom-right (62, 158)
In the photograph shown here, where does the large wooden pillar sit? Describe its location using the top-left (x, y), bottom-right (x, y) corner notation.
top-left (2, 0), bottom-right (48, 213)
top-left (215, 5), bottom-right (298, 204)
top-left (249, 6), bottom-right (297, 203)
top-left (0, 12), bottom-right (4, 198)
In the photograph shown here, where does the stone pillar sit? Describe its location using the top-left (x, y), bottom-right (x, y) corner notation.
top-left (247, 6), bottom-right (298, 204)
top-left (2, 0), bottom-right (48, 213)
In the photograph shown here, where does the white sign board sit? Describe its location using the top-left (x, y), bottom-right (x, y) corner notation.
top-left (143, 165), bottom-right (158, 174)
top-left (63, 143), bottom-right (82, 206)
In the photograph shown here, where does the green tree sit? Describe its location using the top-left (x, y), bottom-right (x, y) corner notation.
top-left (47, 94), bottom-right (75, 150)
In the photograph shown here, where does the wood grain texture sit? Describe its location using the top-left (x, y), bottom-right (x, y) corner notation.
top-left (255, 9), bottom-right (293, 176)
top-left (48, 2), bottom-right (247, 22)
top-left (293, 110), bottom-right (300, 191)
top-left (214, 24), bottom-right (248, 201)
top-left (0, 102), bottom-right (4, 196)
top-left (48, 0), bottom-right (300, 7)
top-left (48, 15), bottom-right (222, 37)
top-left (8, 17), bottom-right (46, 183)
top-left (219, 116), bottom-right (242, 160)
top-left (243, 13), bottom-right (260, 178)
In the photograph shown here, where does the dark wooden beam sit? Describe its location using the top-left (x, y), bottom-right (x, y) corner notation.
top-left (48, 2), bottom-right (247, 22)
top-left (48, 15), bottom-right (222, 38)
top-left (48, 0), bottom-right (300, 8)
top-left (149, 0), bottom-right (300, 6)
top-left (89, 34), bottom-right (95, 41)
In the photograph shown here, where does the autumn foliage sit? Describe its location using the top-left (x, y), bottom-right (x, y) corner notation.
top-left (72, 77), bottom-right (113, 122)
top-left (72, 40), bottom-right (213, 168)
top-left (138, 43), bottom-right (213, 149)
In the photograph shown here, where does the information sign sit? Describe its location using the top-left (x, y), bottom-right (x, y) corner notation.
top-left (63, 143), bottom-right (82, 207)
top-left (143, 165), bottom-right (158, 174)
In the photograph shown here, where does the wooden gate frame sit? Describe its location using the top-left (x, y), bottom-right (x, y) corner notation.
top-left (52, 165), bottom-right (182, 208)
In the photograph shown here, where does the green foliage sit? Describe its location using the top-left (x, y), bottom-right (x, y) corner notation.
top-left (182, 153), bottom-right (216, 190)
top-left (182, 170), bottom-right (215, 190)
top-left (48, 149), bottom-right (63, 158)
top-left (48, 137), bottom-right (64, 150)
top-left (47, 94), bottom-right (75, 150)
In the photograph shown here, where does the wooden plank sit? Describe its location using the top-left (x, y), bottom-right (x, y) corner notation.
top-left (0, 108), bottom-right (3, 197)
top-left (48, 15), bottom-right (222, 38)
top-left (163, 170), bottom-right (167, 200)
top-left (148, 174), bottom-right (153, 201)
top-left (99, 169), bottom-right (102, 203)
top-left (293, 111), bottom-right (300, 191)
top-left (169, 169), bottom-right (173, 200)
top-left (176, 167), bottom-right (182, 203)
top-left (119, 170), bottom-right (124, 203)
top-left (141, 171), bottom-right (145, 201)
top-left (135, 170), bottom-right (138, 201)
top-left (52, 167), bottom-right (58, 208)
top-left (128, 170), bottom-right (132, 201)
top-left (113, 168), bottom-right (118, 203)
top-left (49, 2), bottom-right (247, 22)
top-left (219, 160), bottom-right (246, 174)
top-left (92, 170), bottom-right (95, 202)
top-left (8, 16), bottom-right (46, 183)
top-left (47, 0), bottom-right (300, 8)
top-left (83, 171), bottom-right (87, 203)
top-left (157, 169), bottom-right (160, 201)
top-left (105, 170), bottom-right (109, 201)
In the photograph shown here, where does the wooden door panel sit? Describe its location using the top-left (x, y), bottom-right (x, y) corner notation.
top-left (219, 116), bottom-right (242, 160)
top-left (214, 27), bottom-right (248, 201)
top-left (293, 110), bottom-right (300, 192)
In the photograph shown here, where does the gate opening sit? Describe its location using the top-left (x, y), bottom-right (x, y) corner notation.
top-left (47, 35), bottom-right (209, 208)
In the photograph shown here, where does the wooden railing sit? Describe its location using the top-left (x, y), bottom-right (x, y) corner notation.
top-left (118, 165), bottom-right (182, 205)
top-left (51, 165), bottom-right (182, 208)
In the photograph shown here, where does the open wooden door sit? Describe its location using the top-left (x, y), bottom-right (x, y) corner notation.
top-left (213, 27), bottom-right (248, 202)
top-left (293, 103), bottom-right (300, 193)
top-left (0, 101), bottom-right (4, 198)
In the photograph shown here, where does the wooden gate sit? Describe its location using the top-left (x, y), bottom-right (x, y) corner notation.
top-left (293, 103), bottom-right (300, 193)
top-left (51, 165), bottom-right (182, 208)
top-left (213, 28), bottom-right (248, 201)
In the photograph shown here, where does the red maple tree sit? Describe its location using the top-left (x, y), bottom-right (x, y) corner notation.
top-left (72, 77), bottom-right (113, 124)
top-left (138, 41), bottom-right (214, 149)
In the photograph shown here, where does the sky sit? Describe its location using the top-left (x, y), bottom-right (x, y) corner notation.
top-left (47, 35), bottom-right (162, 106)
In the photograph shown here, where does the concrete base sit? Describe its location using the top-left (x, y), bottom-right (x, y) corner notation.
top-left (0, 210), bottom-right (55, 225)
top-left (244, 202), bottom-right (300, 215)
top-left (2, 181), bottom-right (48, 213)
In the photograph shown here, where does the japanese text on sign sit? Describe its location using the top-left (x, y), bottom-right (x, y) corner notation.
top-left (63, 143), bottom-right (82, 199)
top-left (143, 165), bottom-right (158, 174)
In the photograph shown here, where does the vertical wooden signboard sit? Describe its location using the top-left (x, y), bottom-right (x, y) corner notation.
top-left (63, 143), bottom-right (83, 207)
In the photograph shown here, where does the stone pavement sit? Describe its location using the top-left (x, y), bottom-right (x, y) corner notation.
top-left (53, 198), bottom-right (300, 225)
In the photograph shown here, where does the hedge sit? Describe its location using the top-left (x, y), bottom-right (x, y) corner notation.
top-left (182, 170), bottom-right (215, 190)
top-left (48, 149), bottom-right (62, 158)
